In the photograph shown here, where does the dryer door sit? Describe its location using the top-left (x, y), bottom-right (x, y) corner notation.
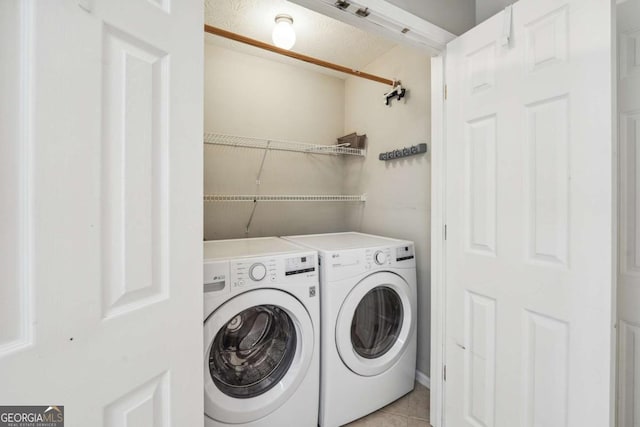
top-left (204, 289), bottom-right (314, 424)
top-left (336, 272), bottom-right (414, 377)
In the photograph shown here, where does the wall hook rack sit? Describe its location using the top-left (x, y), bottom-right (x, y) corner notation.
top-left (379, 143), bottom-right (427, 161)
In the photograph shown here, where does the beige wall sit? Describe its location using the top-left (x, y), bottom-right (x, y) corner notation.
top-left (343, 45), bottom-right (432, 376)
top-left (204, 42), bottom-right (349, 239)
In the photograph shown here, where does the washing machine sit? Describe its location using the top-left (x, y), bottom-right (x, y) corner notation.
top-left (283, 232), bottom-right (417, 427)
top-left (203, 237), bottom-right (320, 427)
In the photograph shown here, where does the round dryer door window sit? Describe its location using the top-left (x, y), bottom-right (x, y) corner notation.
top-left (351, 287), bottom-right (404, 359)
top-left (336, 272), bottom-right (414, 377)
top-left (203, 289), bottom-right (314, 425)
top-left (209, 305), bottom-right (297, 399)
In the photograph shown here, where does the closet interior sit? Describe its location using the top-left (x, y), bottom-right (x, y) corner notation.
top-left (203, 0), bottom-right (433, 384)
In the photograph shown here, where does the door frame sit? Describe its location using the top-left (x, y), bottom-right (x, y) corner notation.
top-left (430, 53), bottom-right (446, 427)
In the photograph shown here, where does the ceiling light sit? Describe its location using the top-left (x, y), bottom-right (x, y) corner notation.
top-left (272, 14), bottom-right (296, 50)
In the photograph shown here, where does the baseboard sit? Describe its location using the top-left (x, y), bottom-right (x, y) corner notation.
top-left (415, 370), bottom-right (430, 389)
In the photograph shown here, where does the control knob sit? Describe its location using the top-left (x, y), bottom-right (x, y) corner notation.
top-left (374, 251), bottom-right (387, 265)
top-left (249, 263), bottom-right (267, 281)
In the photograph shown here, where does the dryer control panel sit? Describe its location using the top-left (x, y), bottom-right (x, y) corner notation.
top-left (365, 247), bottom-right (392, 268)
top-left (321, 243), bottom-right (416, 281)
top-left (363, 245), bottom-right (414, 269)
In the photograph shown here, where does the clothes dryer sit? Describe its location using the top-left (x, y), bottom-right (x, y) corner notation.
top-left (282, 232), bottom-right (417, 427)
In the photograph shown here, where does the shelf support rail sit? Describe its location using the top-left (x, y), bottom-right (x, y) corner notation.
top-left (204, 133), bottom-right (365, 156)
top-left (245, 141), bottom-right (271, 236)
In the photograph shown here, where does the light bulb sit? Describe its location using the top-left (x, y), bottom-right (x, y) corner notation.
top-left (272, 14), bottom-right (296, 50)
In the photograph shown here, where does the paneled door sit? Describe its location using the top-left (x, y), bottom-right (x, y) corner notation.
top-left (444, 1), bottom-right (615, 426)
top-left (0, 0), bottom-right (203, 425)
top-left (617, 0), bottom-right (640, 425)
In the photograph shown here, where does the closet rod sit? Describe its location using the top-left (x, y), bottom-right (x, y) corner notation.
top-left (204, 25), bottom-right (394, 86)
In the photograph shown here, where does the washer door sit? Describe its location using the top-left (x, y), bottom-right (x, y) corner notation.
top-left (204, 289), bottom-right (314, 424)
top-left (336, 272), bottom-right (413, 377)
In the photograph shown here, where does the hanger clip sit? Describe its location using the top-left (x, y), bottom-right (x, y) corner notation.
top-left (384, 80), bottom-right (406, 106)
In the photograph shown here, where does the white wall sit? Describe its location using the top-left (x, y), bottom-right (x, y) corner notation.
top-left (343, 45), bottom-right (432, 377)
top-left (204, 43), bottom-right (349, 239)
top-left (476, 0), bottom-right (516, 24)
top-left (386, 0), bottom-right (476, 35)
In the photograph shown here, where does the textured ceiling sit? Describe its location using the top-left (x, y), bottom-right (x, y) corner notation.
top-left (204, 0), bottom-right (398, 78)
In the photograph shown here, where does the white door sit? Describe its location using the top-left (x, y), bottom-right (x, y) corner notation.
top-left (617, 0), bottom-right (640, 425)
top-left (0, 1), bottom-right (203, 425)
top-left (444, 1), bottom-right (615, 426)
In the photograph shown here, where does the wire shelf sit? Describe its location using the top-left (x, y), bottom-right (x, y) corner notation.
top-left (204, 133), bottom-right (365, 156)
top-left (204, 194), bottom-right (367, 203)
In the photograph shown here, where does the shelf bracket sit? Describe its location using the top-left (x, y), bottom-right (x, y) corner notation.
top-left (245, 141), bottom-right (271, 236)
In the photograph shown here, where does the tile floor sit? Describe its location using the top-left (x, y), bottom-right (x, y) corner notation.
top-left (344, 383), bottom-right (430, 427)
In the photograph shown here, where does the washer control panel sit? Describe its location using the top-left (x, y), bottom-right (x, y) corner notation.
top-left (232, 258), bottom-right (277, 289)
top-left (229, 253), bottom-right (317, 290)
top-left (285, 255), bottom-right (316, 276)
top-left (395, 245), bottom-right (415, 262)
top-left (249, 263), bottom-right (267, 281)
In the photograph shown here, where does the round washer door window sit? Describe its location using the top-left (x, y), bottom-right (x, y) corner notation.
top-left (336, 272), bottom-right (414, 377)
top-left (203, 289), bottom-right (314, 425)
top-left (351, 287), bottom-right (403, 359)
top-left (209, 305), bottom-right (297, 399)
